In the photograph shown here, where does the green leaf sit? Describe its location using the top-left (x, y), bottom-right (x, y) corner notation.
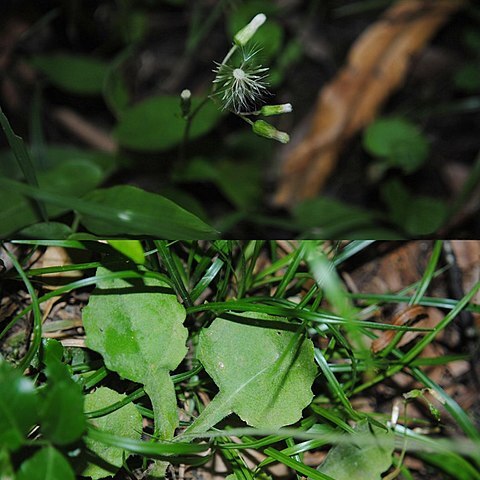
top-left (316, 420), bottom-right (394, 480)
top-left (363, 117), bottom-right (429, 173)
top-left (293, 198), bottom-right (377, 237)
top-left (114, 96), bottom-right (222, 151)
top-left (0, 360), bottom-right (38, 452)
top-left (454, 63), bottom-right (480, 93)
top-left (0, 106), bottom-right (47, 221)
top-left (381, 180), bottom-right (447, 236)
top-left (177, 157), bottom-right (261, 209)
top-left (183, 312), bottom-right (317, 437)
top-left (17, 446), bottom-right (75, 480)
top-left (82, 266), bottom-right (188, 439)
top-left (79, 185), bottom-right (218, 239)
top-left (108, 240), bottom-right (145, 265)
top-left (80, 387), bottom-right (143, 479)
top-left (40, 345), bottom-right (85, 445)
top-left (17, 222), bottom-right (73, 239)
top-left (0, 160), bottom-right (104, 237)
top-left (29, 55), bottom-right (109, 95)
top-left (0, 448), bottom-right (14, 479)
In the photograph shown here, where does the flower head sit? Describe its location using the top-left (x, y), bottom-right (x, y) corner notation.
top-left (213, 48), bottom-right (269, 113)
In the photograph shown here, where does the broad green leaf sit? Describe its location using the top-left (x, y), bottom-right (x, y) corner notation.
top-left (40, 345), bottom-right (85, 445)
top-left (183, 312), bottom-right (316, 437)
top-left (381, 180), bottom-right (447, 236)
top-left (0, 145), bottom-right (118, 178)
top-left (17, 221), bottom-right (73, 239)
top-left (82, 267), bottom-right (188, 439)
top-left (0, 160), bottom-right (104, 237)
top-left (0, 448), bottom-right (14, 479)
top-left (454, 64), bottom-right (480, 93)
top-left (176, 157), bottom-right (261, 209)
top-left (108, 240), bottom-right (145, 265)
top-left (80, 387), bottom-right (143, 479)
top-left (29, 55), bottom-right (108, 95)
top-left (114, 96), bottom-right (222, 151)
top-left (79, 185), bottom-right (218, 239)
top-left (315, 420), bottom-right (394, 480)
top-left (17, 446), bottom-right (75, 480)
top-left (293, 198), bottom-right (377, 237)
top-left (0, 360), bottom-right (38, 452)
top-left (363, 117), bottom-right (429, 173)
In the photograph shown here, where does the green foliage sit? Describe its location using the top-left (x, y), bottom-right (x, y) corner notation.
top-left (381, 180), bottom-right (447, 236)
top-left (79, 185), bottom-right (218, 238)
top-left (80, 387), bottom-right (143, 479)
top-left (363, 117), bottom-right (430, 174)
top-left (30, 55), bottom-right (109, 95)
top-left (316, 420), bottom-right (394, 480)
top-left (0, 360), bottom-right (38, 452)
top-left (39, 341), bottom-right (85, 445)
top-left (16, 446), bottom-right (75, 480)
top-left (114, 96), bottom-right (222, 151)
top-left (184, 312), bottom-right (317, 436)
top-left (82, 266), bottom-right (188, 439)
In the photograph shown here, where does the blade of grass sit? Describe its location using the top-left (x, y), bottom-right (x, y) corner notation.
top-left (0, 106), bottom-right (48, 221)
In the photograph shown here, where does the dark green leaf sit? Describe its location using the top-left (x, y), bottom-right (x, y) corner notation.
top-left (17, 222), bottom-right (73, 239)
top-left (0, 106), bottom-right (47, 221)
top-left (0, 360), bottom-right (38, 452)
top-left (114, 96), bottom-right (222, 151)
top-left (0, 448), bottom-right (14, 479)
top-left (0, 160), bottom-right (104, 237)
top-left (454, 64), bottom-right (480, 93)
top-left (83, 267), bottom-right (188, 439)
top-left (29, 55), bottom-right (109, 95)
top-left (293, 198), bottom-right (377, 237)
top-left (316, 420), bottom-right (394, 480)
top-left (80, 185), bottom-right (218, 238)
top-left (17, 446), bottom-right (75, 480)
top-left (363, 117), bottom-right (429, 173)
top-left (40, 347), bottom-right (85, 445)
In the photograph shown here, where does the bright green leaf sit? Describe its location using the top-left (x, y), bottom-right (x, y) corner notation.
top-left (29, 55), bottom-right (109, 95)
top-left (82, 267), bottom-right (188, 439)
top-left (316, 420), bottom-right (394, 480)
top-left (363, 117), bottom-right (429, 173)
top-left (114, 96), bottom-right (222, 151)
top-left (79, 185), bottom-right (218, 239)
top-left (40, 346), bottom-right (85, 445)
top-left (108, 240), bottom-right (145, 265)
top-left (0, 360), bottom-right (38, 451)
top-left (183, 312), bottom-right (316, 437)
top-left (17, 446), bottom-right (75, 480)
top-left (80, 387), bottom-right (143, 479)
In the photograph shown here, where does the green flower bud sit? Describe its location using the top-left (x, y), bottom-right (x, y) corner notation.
top-left (252, 120), bottom-right (290, 144)
top-left (180, 89), bottom-right (191, 117)
top-left (234, 13), bottom-right (266, 47)
top-left (260, 103), bottom-right (293, 116)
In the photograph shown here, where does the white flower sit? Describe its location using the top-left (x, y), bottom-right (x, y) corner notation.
top-left (234, 13), bottom-right (266, 46)
top-left (213, 49), bottom-right (269, 113)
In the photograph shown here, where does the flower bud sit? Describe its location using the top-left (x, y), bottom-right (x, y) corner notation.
top-left (234, 13), bottom-right (266, 47)
top-left (180, 89), bottom-right (191, 117)
top-left (252, 120), bottom-right (290, 144)
top-left (260, 103), bottom-right (293, 116)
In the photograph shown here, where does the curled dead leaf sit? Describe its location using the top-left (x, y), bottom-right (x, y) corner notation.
top-left (274, 0), bottom-right (466, 206)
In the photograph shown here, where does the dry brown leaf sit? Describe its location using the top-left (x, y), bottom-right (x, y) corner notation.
top-left (274, 0), bottom-right (466, 206)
